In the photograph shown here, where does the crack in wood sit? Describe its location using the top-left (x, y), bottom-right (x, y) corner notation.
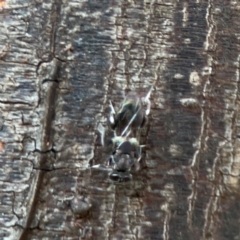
top-left (19, 57), bottom-right (61, 239)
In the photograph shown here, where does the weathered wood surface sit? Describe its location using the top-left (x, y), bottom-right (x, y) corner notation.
top-left (1, 0), bottom-right (240, 239)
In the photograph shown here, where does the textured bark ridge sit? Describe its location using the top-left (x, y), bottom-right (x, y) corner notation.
top-left (1, 0), bottom-right (240, 239)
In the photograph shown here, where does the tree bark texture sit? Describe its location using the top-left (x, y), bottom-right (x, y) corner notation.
top-left (0, 0), bottom-right (240, 239)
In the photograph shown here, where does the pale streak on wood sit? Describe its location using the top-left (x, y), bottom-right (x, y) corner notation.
top-left (202, 52), bottom-right (240, 238)
top-left (187, 0), bottom-right (216, 230)
top-left (182, 2), bottom-right (188, 28)
top-left (220, 143), bottom-right (235, 185)
top-left (201, 145), bottom-right (222, 240)
top-left (162, 203), bottom-right (170, 240)
top-left (204, 0), bottom-right (216, 52)
top-left (202, 3), bottom-right (240, 239)
top-left (228, 138), bottom-right (240, 188)
top-left (226, 55), bottom-right (240, 189)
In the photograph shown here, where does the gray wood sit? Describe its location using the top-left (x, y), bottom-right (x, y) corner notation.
top-left (0, 0), bottom-right (240, 239)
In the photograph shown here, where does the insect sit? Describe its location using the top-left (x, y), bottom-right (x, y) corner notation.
top-left (109, 87), bottom-right (152, 137)
top-left (106, 87), bottom-right (153, 173)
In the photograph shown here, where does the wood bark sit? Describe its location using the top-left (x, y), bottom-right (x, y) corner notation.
top-left (0, 0), bottom-right (240, 239)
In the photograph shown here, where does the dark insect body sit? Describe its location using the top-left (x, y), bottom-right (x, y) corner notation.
top-left (107, 136), bottom-right (142, 172)
top-left (107, 88), bottom-right (152, 174)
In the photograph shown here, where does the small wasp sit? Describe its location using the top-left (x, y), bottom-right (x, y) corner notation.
top-left (106, 87), bottom-right (153, 173)
top-left (109, 87), bottom-right (153, 137)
